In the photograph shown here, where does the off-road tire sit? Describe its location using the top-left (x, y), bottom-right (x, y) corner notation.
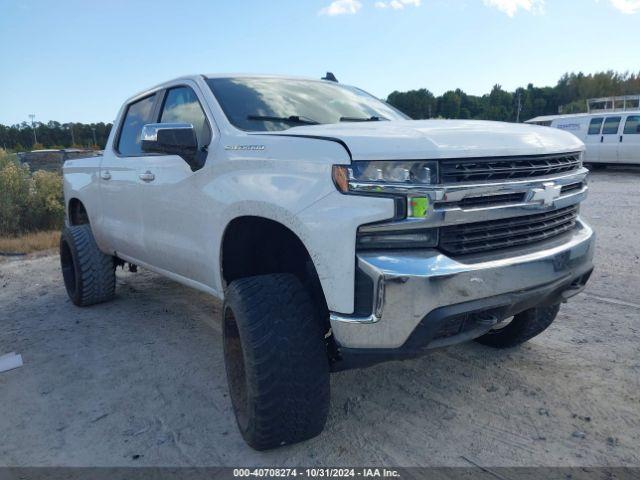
top-left (222, 273), bottom-right (330, 450)
top-left (475, 304), bottom-right (560, 349)
top-left (60, 224), bottom-right (115, 306)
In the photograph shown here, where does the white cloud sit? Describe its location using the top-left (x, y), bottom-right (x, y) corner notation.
top-left (608, 0), bottom-right (640, 13)
top-left (322, 0), bottom-right (637, 17)
top-left (375, 0), bottom-right (421, 9)
top-left (483, 0), bottom-right (545, 16)
top-left (319, 0), bottom-right (363, 15)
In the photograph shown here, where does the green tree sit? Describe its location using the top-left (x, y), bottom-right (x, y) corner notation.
top-left (0, 122), bottom-right (113, 151)
top-left (439, 90), bottom-right (462, 118)
top-left (386, 70), bottom-right (640, 122)
top-left (387, 88), bottom-right (436, 119)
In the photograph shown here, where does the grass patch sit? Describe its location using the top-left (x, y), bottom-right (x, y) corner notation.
top-left (0, 230), bottom-right (60, 255)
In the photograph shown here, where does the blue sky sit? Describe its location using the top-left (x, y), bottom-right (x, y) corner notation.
top-left (0, 0), bottom-right (638, 125)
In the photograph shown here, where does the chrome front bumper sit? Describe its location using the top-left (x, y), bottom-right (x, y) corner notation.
top-left (330, 218), bottom-right (595, 350)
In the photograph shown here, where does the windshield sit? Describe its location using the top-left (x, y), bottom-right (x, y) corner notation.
top-left (206, 77), bottom-right (408, 132)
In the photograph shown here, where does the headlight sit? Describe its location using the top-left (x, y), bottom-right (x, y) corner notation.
top-left (332, 160), bottom-right (438, 193)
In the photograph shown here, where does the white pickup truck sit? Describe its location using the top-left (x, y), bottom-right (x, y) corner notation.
top-left (61, 74), bottom-right (595, 450)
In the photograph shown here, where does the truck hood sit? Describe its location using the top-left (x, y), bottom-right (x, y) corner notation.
top-left (256, 119), bottom-right (584, 160)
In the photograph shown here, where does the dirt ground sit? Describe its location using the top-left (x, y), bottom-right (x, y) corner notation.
top-left (1, 168), bottom-right (639, 467)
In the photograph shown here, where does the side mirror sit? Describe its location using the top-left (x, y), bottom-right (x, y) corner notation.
top-left (141, 123), bottom-right (204, 171)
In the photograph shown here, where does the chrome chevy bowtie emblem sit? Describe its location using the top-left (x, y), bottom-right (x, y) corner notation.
top-left (529, 182), bottom-right (562, 206)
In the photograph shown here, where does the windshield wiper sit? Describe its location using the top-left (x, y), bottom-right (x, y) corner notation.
top-left (339, 115), bottom-right (386, 122)
top-left (247, 115), bottom-right (320, 125)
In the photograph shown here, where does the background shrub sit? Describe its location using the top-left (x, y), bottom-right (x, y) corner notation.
top-left (0, 149), bottom-right (64, 236)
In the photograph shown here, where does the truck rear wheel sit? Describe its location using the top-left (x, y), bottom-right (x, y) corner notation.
top-left (474, 304), bottom-right (560, 348)
top-left (222, 273), bottom-right (330, 450)
top-left (60, 224), bottom-right (115, 306)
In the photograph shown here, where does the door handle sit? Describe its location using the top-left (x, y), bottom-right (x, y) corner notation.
top-left (620, 135), bottom-right (623, 143)
top-left (601, 136), bottom-right (604, 143)
top-left (100, 170), bottom-right (111, 180)
top-left (139, 171), bottom-right (155, 182)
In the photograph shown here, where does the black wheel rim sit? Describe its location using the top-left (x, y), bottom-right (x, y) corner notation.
top-left (60, 238), bottom-right (77, 298)
top-left (223, 306), bottom-right (249, 431)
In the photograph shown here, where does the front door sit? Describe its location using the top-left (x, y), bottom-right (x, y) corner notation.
top-left (139, 84), bottom-right (217, 286)
top-left (619, 115), bottom-right (640, 164)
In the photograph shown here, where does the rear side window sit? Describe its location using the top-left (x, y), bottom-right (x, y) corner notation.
top-left (623, 116), bottom-right (640, 135)
top-left (160, 87), bottom-right (211, 146)
top-left (602, 116), bottom-right (621, 135)
top-left (117, 94), bottom-right (157, 156)
top-left (588, 117), bottom-right (603, 135)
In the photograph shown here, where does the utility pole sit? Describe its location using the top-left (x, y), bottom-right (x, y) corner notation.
top-left (515, 92), bottom-right (522, 123)
top-left (28, 114), bottom-right (38, 146)
top-left (91, 127), bottom-right (97, 148)
top-left (68, 123), bottom-right (75, 146)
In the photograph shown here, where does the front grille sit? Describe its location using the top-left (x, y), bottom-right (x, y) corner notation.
top-left (439, 153), bottom-right (581, 183)
top-left (439, 192), bottom-right (525, 209)
top-left (440, 205), bottom-right (579, 255)
top-left (561, 182), bottom-right (584, 195)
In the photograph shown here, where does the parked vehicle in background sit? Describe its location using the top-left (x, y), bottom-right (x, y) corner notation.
top-left (526, 95), bottom-right (640, 165)
top-left (17, 148), bottom-right (101, 173)
top-left (60, 74), bottom-right (595, 450)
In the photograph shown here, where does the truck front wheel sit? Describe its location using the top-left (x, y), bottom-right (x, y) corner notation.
top-left (222, 273), bottom-right (330, 450)
top-left (60, 224), bottom-right (116, 307)
top-left (474, 304), bottom-right (560, 348)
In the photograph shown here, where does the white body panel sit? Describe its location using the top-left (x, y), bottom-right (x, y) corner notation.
top-left (619, 114), bottom-right (640, 163)
top-left (63, 74), bottom-right (587, 332)
top-left (526, 111), bottom-right (640, 165)
top-left (264, 120), bottom-right (584, 160)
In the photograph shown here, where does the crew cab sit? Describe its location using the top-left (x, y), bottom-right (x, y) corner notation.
top-left (60, 74), bottom-right (595, 450)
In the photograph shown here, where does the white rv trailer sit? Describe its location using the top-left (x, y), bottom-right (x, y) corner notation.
top-left (526, 95), bottom-right (640, 165)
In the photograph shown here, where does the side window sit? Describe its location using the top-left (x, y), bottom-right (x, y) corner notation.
top-left (602, 116), bottom-right (622, 135)
top-left (117, 94), bottom-right (157, 156)
top-left (160, 87), bottom-right (210, 146)
top-left (588, 117), bottom-right (603, 135)
top-left (623, 116), bottom-right (640, 135)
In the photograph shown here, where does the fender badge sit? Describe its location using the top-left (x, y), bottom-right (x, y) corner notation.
top-left (224, 145), bottom-right (266, 151)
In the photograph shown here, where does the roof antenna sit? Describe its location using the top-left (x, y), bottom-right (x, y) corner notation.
top-left (322, 72), bottom-right (338, 83)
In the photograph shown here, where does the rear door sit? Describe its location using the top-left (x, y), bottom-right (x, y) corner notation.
top-left (139, 84), bottom-right (216, 284)
top-left (600, 116), bottom-right (622, 163)
top-left (619, 115), bottom-right (640, 164)
top-left (584, 117), bottom-right (603, 163)
top-left (98, 93), bottom-right (160, 260)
